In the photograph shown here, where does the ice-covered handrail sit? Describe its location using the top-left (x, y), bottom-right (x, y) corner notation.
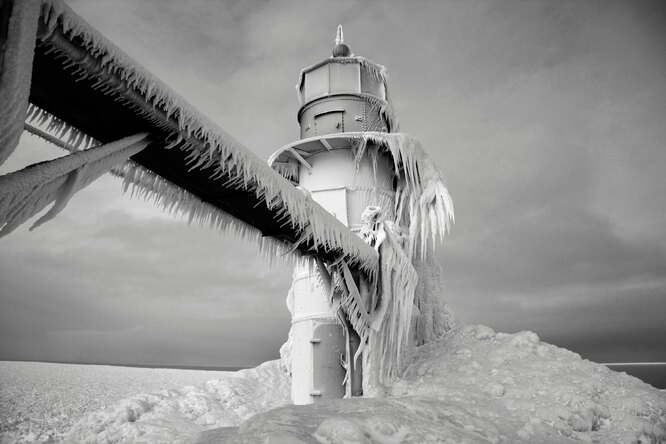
top-left (21, 109), bottom-right (378, 275)
top-left (0, 0), bottom-right (379, 275)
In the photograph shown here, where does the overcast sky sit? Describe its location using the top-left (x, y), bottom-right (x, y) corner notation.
top-left (1, 0), bottom-right (665, 367)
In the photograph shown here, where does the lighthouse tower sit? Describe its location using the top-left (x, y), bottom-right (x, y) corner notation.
top-left (269, 27), bottom-right (399, 404)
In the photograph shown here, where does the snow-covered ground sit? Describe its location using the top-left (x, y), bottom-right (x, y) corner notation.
top-left (0, 361), bottom-right (237, 443)
top-left (193, 326), bottom-right (665, 444)
top-left (2, 327), bottom-right (665, 444)
top-left (64, 360), bottom-right (290, 443)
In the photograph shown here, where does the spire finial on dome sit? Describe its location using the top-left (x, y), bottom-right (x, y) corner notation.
top-left (335, 25), bottom-right (344, 46)
top-left (332, 25), bottom-right (351, 57)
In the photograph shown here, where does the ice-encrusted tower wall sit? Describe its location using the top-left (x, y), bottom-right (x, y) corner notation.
top-left (270, 27), bottom-right (398, 405)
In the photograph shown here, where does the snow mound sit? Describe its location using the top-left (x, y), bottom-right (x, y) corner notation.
top-left (395, 325), bottom-right (665, 443)
top-left (64, 360), bottom-right (290, 444)
top-left (197, 326), bottom-right (665, 444)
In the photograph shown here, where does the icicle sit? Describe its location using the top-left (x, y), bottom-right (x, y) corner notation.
top-left (0, 133), bottom-right (150, 238)
top-left (270, 131), bottom-right (453, 262)
top-left (17, 0), bottom-right (381, 275)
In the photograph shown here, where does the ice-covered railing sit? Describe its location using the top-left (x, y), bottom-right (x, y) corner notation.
top-left (18, 118), bottom-right (301, 265)
top-left (0, 0), bottom-right (379, 276)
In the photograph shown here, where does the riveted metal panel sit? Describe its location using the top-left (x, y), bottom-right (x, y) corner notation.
top-left (298, 95), bottom-right (387, 139)
top-left (364, 100), bottom-right (389, 132)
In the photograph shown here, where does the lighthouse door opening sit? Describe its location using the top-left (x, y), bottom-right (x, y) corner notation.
top-left (314, 110), bottom-right (344, 136)
top-left (311, 323), bottom-right (346, 403)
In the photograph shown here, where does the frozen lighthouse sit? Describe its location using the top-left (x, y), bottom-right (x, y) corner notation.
top-left (270, 27), bottom-right (455, 404)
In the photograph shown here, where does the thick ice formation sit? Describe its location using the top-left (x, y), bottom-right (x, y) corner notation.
top-left (2, 332), bottom-right (662, 443)
top-left (269, 132), bottom-right (455, 262)
top-left (305, 132), bottom-right (455, 391)
top-left (64, 360), bottom-right (290, 444)
top-left (194, 326), bottom-right (666, 444)
top-left (0, 1), bottom-right (41, 165)
top-left (2, 325), bottom-right (662, 443)
top-left (0, 133), bottom-right (150, 238)
top-left (351, 132), bottom-right (454, 261)
top-left (328, 206), bottom-right (418, 392)
top-left (411, 253), bottom-right (457, 346)
top-left (24, 105), bottom-right (99, 152)
top-left (36, 0), bottom-right (381, 273)
top-left (0, 362), bottom-right (240, 443)
top-left (1, 1), bottom-right (379, 275)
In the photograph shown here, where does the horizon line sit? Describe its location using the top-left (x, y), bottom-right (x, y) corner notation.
top-left (0, 359), bottom-right (252, 368)
top-left (602, 362), bottom-right (666, 366)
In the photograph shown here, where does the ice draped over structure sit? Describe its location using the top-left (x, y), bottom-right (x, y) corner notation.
top-left (0, 0), bottom-right (378, 274)
top-left (1, 0), bottom-right (455, 397)
top-left (271, 34), bottom-right (455, 397)
top-left (0, 132), bottom-right (151, 238)
top-left (272, 132), bottom-right (455, 392)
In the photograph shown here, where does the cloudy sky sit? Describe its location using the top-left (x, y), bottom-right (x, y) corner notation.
top-left (1, 0), bottom-right (665, 367)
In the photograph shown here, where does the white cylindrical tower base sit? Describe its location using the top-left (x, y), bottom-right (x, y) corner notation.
top-left (287, 144), bottom-right (395, 404)
top-left (290, 263), bottom-right (345, 404)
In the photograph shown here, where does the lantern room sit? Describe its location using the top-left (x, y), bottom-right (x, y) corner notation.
top-left (296, 28), bottom-right (395, 139)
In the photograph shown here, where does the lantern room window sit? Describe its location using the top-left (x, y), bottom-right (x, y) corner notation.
top-left (304, 65), bottom-right (330, 102)
top-left (302, 61), bottom-right (386, 104)
top-left (303, 62), bottom-right (359, 103)
top-left (329, 63), bottom-right (360, 93)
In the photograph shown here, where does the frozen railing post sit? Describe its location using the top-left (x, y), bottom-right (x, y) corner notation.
top-left (270, 27), bottom-right (454, 404)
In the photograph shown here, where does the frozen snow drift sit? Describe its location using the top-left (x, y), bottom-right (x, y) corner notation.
top-left (63, 360), bottom-right (290, 444)
top-left (191, 326), bottom-right (665, 444)
top-left (40, 326), bottom-right (664, 444)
